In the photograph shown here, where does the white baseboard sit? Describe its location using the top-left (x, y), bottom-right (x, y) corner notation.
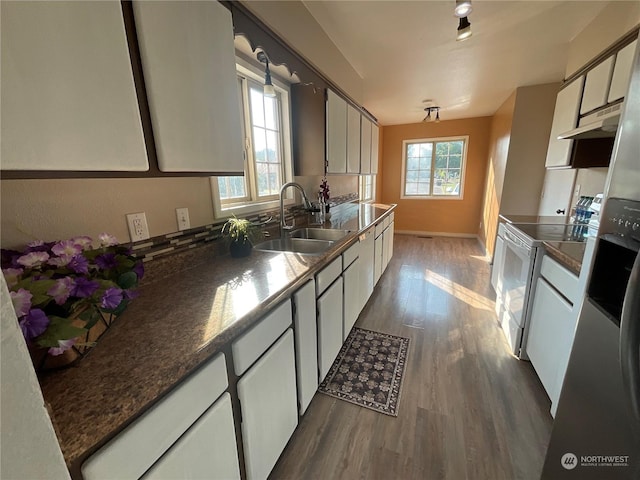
top-left (395, 230), bottom-right (478, 239)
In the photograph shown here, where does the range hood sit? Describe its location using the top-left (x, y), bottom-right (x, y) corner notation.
top-left (558, 102), bottom-right (623, 140)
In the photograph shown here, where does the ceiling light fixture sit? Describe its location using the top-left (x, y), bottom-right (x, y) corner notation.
top-left (454, 0), bottom-right (473, 18)
top-left (423, 106), bottom-right (441, 122)
top-left (257, 51), bottom-right (276, 98)
top-left (456, 16), bottom-right (472, 41)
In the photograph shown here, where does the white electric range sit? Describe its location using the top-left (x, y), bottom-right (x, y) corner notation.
top-left (494, 222), bottom-right (586, 358)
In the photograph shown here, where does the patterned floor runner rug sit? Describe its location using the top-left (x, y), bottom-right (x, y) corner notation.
top-left (318, 327), bottom-right (410, 417)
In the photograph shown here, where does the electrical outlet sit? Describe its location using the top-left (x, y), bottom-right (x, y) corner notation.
top-left (176, 208), bottom-right (190, 231)
top-left (126, 212), bottom-right (150, 242)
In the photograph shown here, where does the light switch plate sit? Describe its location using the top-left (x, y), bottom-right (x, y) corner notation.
top-left (126, 212), bottom-right (150, 242)
top-left (176, 208), bottom-right (190, 231)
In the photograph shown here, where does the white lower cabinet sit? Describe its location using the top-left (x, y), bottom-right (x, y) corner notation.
top-left (82, 354), bottom-right (229, 480)
top-left (359, 227), bottom-right (375, 310)
top-left (237, 329), bottom-right (298, 480)
top-left (374, 233), bottom-right (384, 285)
top-left (343, 257), bottom-right (361, 340)
top-left (383, 221), bottom-right (394, 270)
top-left (526, 277), bottom-right (574, 412)
top-left (317, 277), bottom-right (344, 381)
top-left (292, 280), bottom-right (318, 414)
top-left (143, 393), bottom-right (240, 480)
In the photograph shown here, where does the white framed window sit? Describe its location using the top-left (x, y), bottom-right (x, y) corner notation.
top-left (359, 174), bottom-right (375, 202)
top-left (211, 58), bottom-right (293, 218)
top-left (400, 136), bottom-right (467, 199)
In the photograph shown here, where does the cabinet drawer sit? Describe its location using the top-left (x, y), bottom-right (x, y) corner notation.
top-left (342, 241), bottom-right (360, 269)
top-left (82, 353), bottom-right (228, 480)
top-left (375, 221), bottom-right (385, 238)
top-left (316, 256), bottom-right (342, 296)
top-left (232, 301), bottom-right (292, 376)
top-left (540, 255), bottom-right (579, 304)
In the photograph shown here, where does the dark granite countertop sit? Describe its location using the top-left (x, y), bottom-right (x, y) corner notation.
top-left (543, 241), bottom-right (586, 276)
top-left (38, 202), bottom-right (395, 473)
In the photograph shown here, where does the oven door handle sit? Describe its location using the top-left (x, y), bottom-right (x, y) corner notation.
top-left (620, 249), bottom-right (640, 424)
top-left (503, 229), bottom-right (533, 258)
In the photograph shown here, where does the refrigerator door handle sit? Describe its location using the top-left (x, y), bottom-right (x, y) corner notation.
top-left (620, 249), bottom-right (640, 423)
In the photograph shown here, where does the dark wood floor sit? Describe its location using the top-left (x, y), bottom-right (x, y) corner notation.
top-left (271, 234), bottom-right (553, 480)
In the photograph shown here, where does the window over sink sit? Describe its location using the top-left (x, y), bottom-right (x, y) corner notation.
top-left (211, 58), bottom-right (294, 218)
top-left (400, 136), bottom-right (467, 199)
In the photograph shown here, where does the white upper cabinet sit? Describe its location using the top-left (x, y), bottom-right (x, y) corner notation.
top-left (360, 117), bottom-right (373, 174)
top-left (371, 123), bottom-right (380, 174)
top-left (347, 104), bottom-right (362, 174)
top-left (1, 1), bottom-right (148, 171)
top-left (580, 56), bottom-right (615, 115)
top-left (133, 0), bottom-right (243, 173)
top-left (326, 89), bottom-right (348, 174)
top-left (544, 77), bottom-right (584, 168)
top-left (608, 39), bottom-right (638, 103)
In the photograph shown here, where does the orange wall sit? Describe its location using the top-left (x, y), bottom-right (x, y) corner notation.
top-left (380, 117), bottom-right (491, 235)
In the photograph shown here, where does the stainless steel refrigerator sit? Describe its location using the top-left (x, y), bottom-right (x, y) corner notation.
top-left (541, 46), bottom-right (640, 478)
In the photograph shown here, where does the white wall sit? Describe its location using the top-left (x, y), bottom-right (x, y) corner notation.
top-left (239, 0), bottom-right (363, 104)
top-left (565, 2), bottom-right (640, 78)
top-left (0, 275), bottom-right (71, 480)
top-left (1, 177), bottom-right (216, 249)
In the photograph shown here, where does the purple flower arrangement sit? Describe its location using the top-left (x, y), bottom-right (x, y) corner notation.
top-left (2, 233), bottom-right (143, 361)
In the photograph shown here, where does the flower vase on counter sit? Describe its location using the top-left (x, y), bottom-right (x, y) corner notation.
top-left (320, 177), bottom-right (331, 221)
top-left (2, 233), bottom-right (144, 372)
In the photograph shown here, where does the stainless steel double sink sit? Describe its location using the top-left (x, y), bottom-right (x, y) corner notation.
top-left (254, 228), bottom-right (351, 255)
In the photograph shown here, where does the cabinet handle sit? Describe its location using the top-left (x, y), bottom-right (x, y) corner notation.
top-left (556, 209), bottom-right (566, 215)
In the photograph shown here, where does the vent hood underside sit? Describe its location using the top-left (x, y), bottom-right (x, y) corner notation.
top-left (558, 103), bottom-right (623, 140)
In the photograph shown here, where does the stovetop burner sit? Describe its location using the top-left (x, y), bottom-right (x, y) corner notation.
top-left (507, 223), bottom-right (587, 246)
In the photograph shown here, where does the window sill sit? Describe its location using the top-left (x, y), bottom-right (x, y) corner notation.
top-left (400, 195), bottom-right (464, 201)
top-left (214, 197), bottom-right (294, 220)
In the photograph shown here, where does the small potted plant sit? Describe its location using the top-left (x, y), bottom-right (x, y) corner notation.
top-left (222, 216), bottom-right (259, 258)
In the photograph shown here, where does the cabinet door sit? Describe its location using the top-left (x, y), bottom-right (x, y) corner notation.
top-left (374, 233), bottom-right (384, 285)
top-left (326, 89), bottom-right (347, 174)
top-left (491, 234), bottom-right (505, 293)
top-left (237, 329), bottom-right (298, 480)
top-left (133, 0), bottom-right (243, 173)
top-left (545, 77), bottom-right (584, 168)
top-left (143, 393), bottom-right (240, 480)
top-left (608, 39), bottom-right (638, 103)
top-left (537, 168), bottom-right (576, 217)
top-left (580, 56), bottom-right (615, 115)
top-left (343, 258), bottom-right (361, 340)
top-left (347, 104), bottom-right (362, 174)
top-left (1, 2), bottom-right (148, 171)
top-left (525, 278), bottom-right (573, 412)
top-left (317, 277), bottom-right (344, 380)
top-left (360, 117), bottom-right (372, 174)
top-left (371, 123), bottom-right (380, 175)
top-left (360, 229), bottom-right (375, 310)
top-left (292, 280), bottom-right (318, 414)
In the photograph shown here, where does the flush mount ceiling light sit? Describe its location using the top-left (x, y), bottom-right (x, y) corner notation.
top-left (257, 51), bottom-right (276, 98)
top-left (423, 106), bottom-right (441, 123)
top-left (454, 0), bottom-right (473, 18)
top-left (457, 16), bottom-right (472, 41)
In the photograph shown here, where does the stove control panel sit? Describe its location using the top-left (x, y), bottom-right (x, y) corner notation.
top-left (601, 198), bottom-right (640, 241)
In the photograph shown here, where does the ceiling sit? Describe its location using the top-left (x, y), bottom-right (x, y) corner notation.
top-left (301, 0), bottom-right (611, 125)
